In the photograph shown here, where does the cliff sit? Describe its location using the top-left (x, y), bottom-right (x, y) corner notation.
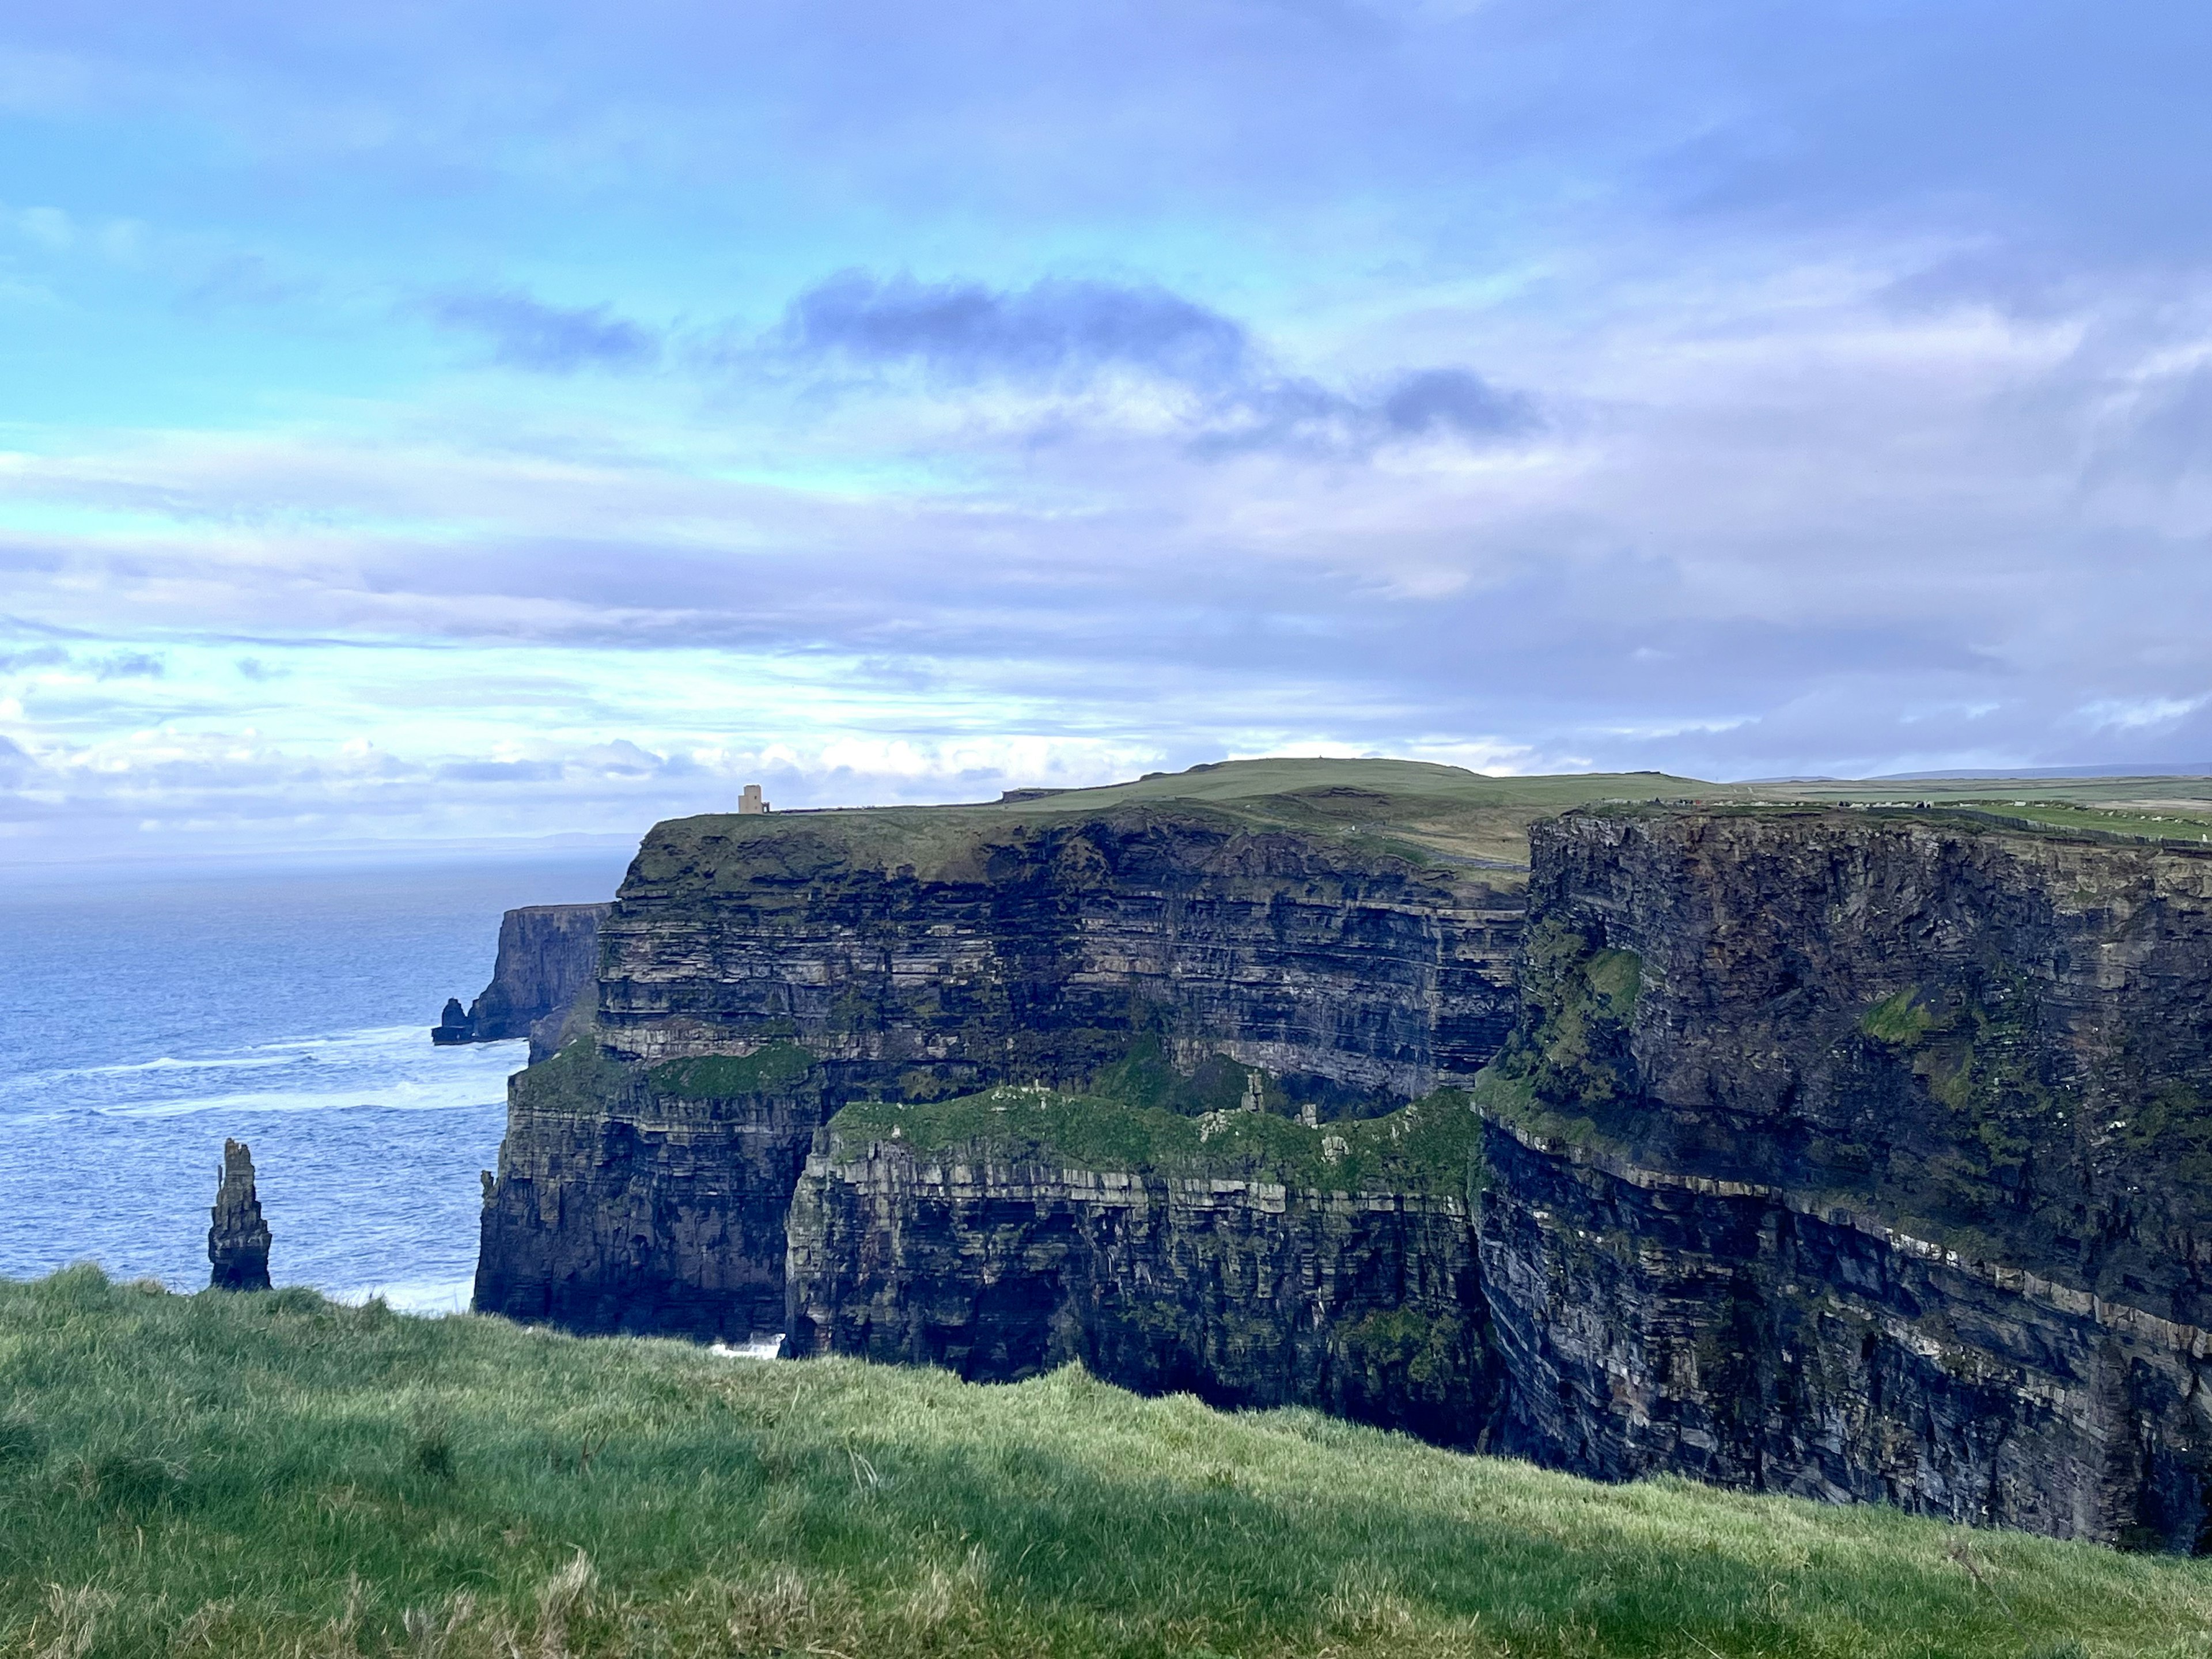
top-left (475, 761), bottom-right (1575, 1343)
top-left (469, 764), bottom-right (2212, 1548)
top-left (1479, 806), bottom-right (2212, 1548)
top-left (785, 1086), bottom-right (1495, 1445)
top-left (434, 902), bottom-right (612, 1057)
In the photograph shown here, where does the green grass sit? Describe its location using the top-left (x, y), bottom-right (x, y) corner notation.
top-left (633, 758), bottom-right (1722, 884)
top-left (1860, 991), bottom-right (1937, 1046)
top-left (649, 1041), bottom-right (816, 1100)
top-left (3, 1271), bottom-right (2210, 1657)
top-left (627, 757), bottom-right (2212, 906)
top-left (825, 1083), bottom-right (1487, 1197)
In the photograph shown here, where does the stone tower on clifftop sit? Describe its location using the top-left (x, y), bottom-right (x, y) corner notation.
top-left (208, 1138), bottom-right (272, 1291)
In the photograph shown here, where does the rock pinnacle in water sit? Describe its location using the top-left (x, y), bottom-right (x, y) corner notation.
top-left (209, 1138), bottom-right (272, 1292)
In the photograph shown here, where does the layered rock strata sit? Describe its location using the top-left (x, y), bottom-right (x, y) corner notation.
top-left (593, 809), bottom-right (1520, 1099)
top-left (474, 1041), bottom-right (827, 1339)
top-left (474, 780), bottom-right (2212, 1548)
top-left (1478, 1113), bottom-right (2212, 1548)
top-left (476, 805), bottom-right (1521, 1341)
top-left (208, 1138), bottom-right (271, 1291)
top-left (786, 1089), bottom-right (1495, 1446)
top-left (434, 903), bottom-right (613, 1056)
top-left (1481, 806), bottom-right (2212, 1548)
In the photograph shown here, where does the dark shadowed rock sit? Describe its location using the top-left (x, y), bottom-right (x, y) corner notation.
top-left (1478, 806), bottom-right (2212, 1549)
top-left (208, 1139), bottom-right (271, 1291)
top-left (433, 903), bottom-right (612, 1056)
top-left (785, 1094), bottom-right (1499, 1447)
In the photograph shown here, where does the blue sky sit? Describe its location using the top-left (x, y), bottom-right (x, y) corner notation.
top-left (3, 1), bottom-right (2210, 859)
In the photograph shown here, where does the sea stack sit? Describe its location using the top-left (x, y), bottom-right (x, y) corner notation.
top-left (208, 1138), bottom-right (272, 1291)
top-left (431, 996), bottom-right (474, 1044)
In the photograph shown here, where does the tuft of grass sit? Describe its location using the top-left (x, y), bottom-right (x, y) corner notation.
top-left (2, 1264), bottom-right (2210, 1657)
top-left (1862, 989), bottom-right (1938, 1046)
top-left (407, 1417), bottom-right (457, 1484)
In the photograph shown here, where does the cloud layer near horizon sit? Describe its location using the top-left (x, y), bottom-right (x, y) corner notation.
top-left (2, 1), bottom-right (2210, 859)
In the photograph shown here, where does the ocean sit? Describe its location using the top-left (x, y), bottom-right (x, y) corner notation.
top-left (0, 851), bottom-right (632, 1312)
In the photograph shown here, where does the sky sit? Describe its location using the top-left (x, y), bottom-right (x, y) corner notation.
top-left (3, 1), bottom-right (2210, 861)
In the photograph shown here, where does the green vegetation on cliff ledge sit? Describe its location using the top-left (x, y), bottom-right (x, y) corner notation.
top-left (827, 1084), bottom-right (1486, 1196)
top-left (3, 1270), bottom-right (2209, 1658)
top-left (1501, 918), bottom-right (1643, 1109)
top-left (650, 1040), bottom-right (815, 1099)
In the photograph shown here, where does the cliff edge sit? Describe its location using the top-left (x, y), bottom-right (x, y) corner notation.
top-left (472, 759), bottom-right (1599, 1341)
top-left (434, 902), bottom-right (613, 1057)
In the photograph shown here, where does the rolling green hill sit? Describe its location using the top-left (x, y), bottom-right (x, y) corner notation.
top-left (2, 1268), bottom-right (2206, 1658)
top-left (648, 757), bottom-right (2212, 882)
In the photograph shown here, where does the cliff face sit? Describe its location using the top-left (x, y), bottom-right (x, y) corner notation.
top-left (785, 1089), bottom-right (1496, 1446)
top-left (469, 768), bottom-right (2212, 1548)
top-left (1482, 808), bottom-right (2212, 1548)
top-left (435, 903), bottom-right (613, 1056)
top-left (473, 1040), bottom-right (828, 1339)
top-left (596, 808), bottom-right (1520, 1101)
top-left (476, 802), bottom-right (1521, 1342)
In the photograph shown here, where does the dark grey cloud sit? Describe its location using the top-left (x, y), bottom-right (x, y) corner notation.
top-left (91, 651), bottom-right (166, 680)
top-left (1381, 369), bottom-right (1539, 441)
top-left (777, 271), bottom-right (1250, 387)
top-left (424, 289), bottom-right (659, 373)
top-left (773, 271), bottom-right (1539, 456)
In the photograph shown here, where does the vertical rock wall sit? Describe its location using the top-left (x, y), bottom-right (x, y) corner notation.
top-left (435, 903), bottom-right (613, 1056)
top-left (476, 807), bottom-right (1521, 1343)
top-left (473, 1042), bottom-right (828, 1339)
top-left (785, 1095), bottom-right (1497, 1446)
top-left (1476, 808), bottom-right (2212, 1549)
top-left (593, 812), bottom-right (1521, 1101)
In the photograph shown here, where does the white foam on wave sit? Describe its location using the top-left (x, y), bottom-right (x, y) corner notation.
top-left (248, 1025), bottom-right (487, 1056)
top-left (62, 1052), bottom-right (295, 1078)
top-left (13, 1027), bottom-right (525, 1096)
top-left (710, 1334), bottom-right (787, 1359)
top-left (331, 1277), bottom-right (477, 1316)
top-left (20, 1025), bottom-right (532, 1120)
top-left (99, 1075), bottom-right (516, 1120)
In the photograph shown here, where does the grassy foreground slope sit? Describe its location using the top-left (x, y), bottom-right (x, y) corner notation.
top-left (3, 1272), bottom-right (2209, 1658)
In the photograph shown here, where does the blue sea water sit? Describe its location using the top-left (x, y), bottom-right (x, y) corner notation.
top-left (0, 852), bottom-right (631, 1312)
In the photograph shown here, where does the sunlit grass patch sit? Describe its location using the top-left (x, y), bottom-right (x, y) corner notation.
top-left (2, 1265), bottom-right (2210, 1657)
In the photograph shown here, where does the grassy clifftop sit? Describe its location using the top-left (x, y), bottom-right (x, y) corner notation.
top-left (628, 757), bottom-right (1715, 884)
top-left (3, 1269), bottom-right (2209, 1657)
top-left (625, 756), bottom-right (2212, 902)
